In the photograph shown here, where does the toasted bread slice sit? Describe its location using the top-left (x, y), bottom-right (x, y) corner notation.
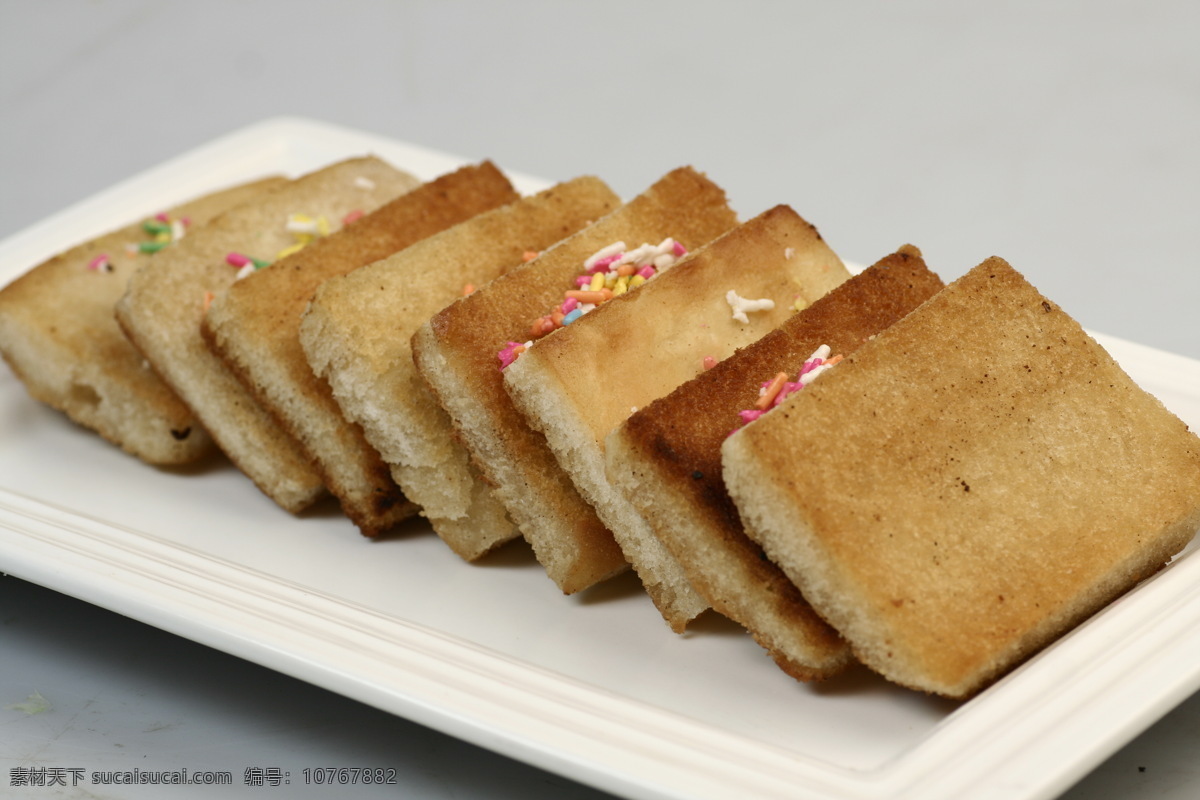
top-left (0, 176), bottom-right (286, 464)
top-left (301, 176), bottom-right (620, 558)
top-left (503, 206), bottom-right (850, 630)
top-left (605, 246), bottom-right (943, 676)
top-left (116, 157), bottom-right (419, 512)
top-left (722, 258), bottom-right (1200, 697)
top-left (202, 162), bottom-right (517, 535)
top-left (411, 167), bottom-right (738, 594)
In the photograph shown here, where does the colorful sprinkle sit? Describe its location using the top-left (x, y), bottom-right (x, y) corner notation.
top-left (285, 214), bottom-right (329, 236)
top-left (529, 316), bottom-right (557, 338)
top-left (522, 250), bottom-right (540, 262)
top-left (342, 209), bottom-right (365, 225)
top-left (497, 237), bottom-right (686, 368)
top-left (275, 242), bottom-right (306, 260)
top-left (497, 341), bottom-right (529, 370)
top-left (462, 283), bottom-right (476, 296)
top-left (564, 289), bottom-right (611, 304)
top-left (87, 254), bottom-right (113, 273)
top-left (584, 242), bottom-right (625, 272)
top-left (226, 252), bottom-right (270, 270)
top-left (755, 372), bottom-right (790, 410)
top-left (731, 344), bottom-right (842, 432)
top-left (703, 355), bottom-right (717, 370)
top-left (128, 212), bottom-right (188, 255)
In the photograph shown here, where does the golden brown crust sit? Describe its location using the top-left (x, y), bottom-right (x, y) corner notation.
top-left (413, 166), bottom-right (739, 593)
top-left (202, 162), bottom-right (517, 535)
top-left (116, 157), bottom-right (419, 512)
top-left (723, 257), bottom-right (1200, 697)
top-left (605, 246), bottom-right (943, 677)
top-left (300, 175), bottom-right (621, 557)
top-left (625, 245), bottom-right (943, 520)
top-left (503, 205), bottom-right (851, 630)
top-left (0, 176), bottom-right (285, 464)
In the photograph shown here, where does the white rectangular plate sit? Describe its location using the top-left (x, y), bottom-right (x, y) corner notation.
top-left (2, 117), bottom-right (1199, 800)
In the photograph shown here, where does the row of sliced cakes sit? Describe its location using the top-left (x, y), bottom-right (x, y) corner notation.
top-left (2, 154), bottom-right (1198, 699)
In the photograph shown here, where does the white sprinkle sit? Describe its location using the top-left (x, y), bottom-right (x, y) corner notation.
top-left (725, 290), bottom-right (776, 324)
top-left (784, 247), bottom-right (794, 260)
top-left (171, 219), bottom-right (187, 241)
top-left (235, 264), bottom-right (256, 281)
top-left (625, 243), bottom-right (657, 265)
top-left (354, 176), bottom-right (376, 190)
top-left (806, 344), bottom-right (832, 362)
top-left (584, 241), bottom-right (626, 270)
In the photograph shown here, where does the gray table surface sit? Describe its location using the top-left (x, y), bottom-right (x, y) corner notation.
top-left (1, 2), bottom-right (1197, 798)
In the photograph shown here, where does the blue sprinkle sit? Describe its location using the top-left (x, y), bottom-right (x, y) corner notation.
top-left (562, 308), bottom-right (583, 325)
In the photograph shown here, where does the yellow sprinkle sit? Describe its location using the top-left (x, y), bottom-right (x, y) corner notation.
top-left (793, 297), bottom-right (809, 312)
top-left (629, 275), bottom-right (646, 288)
top-left (317, 216), bottom-right (330, 236)
top-left (276, 242), bottom-right (305, 259)
top-left (611, 280), bottom-right (628, 297)
top-left (589, 273), bottom-right (605, 291)
top-left (154, 232), bottom-right (171, 243)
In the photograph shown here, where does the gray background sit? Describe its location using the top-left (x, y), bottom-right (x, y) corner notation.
top-left (1, 1), bottom-right (1197, 798)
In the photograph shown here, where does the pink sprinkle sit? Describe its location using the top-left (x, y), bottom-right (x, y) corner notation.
top-left (702, 356), bottom-right (717, 370)
top-left (154, 212), bottom-right (170, 223)
top-left (497, 341), bottom-right (525, 370)
top-left (589, 253), bottom-right (624, 273)
top-left (561, 297), bottom-right (579, 314)
top-left (673, 241), bottom-right (687, 257)
top-left (574, 275), bottom-right (592, 287)
top-left (636, 265), bottom-right (656, 280)
top-left (775, 382), bottom-right (803, 406)
top-left (87, 254), bottom-right (111, 271)
top-left (799, 357), bottom-right (824, 377)
top-left (180, 216), bottom-right (191, 227)
top-left (342, 209), bottom-right (365, 225)
top-left (738, 409), bottom-right (765, 424)
top-left (226, 252), bottom-right (252, 268)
